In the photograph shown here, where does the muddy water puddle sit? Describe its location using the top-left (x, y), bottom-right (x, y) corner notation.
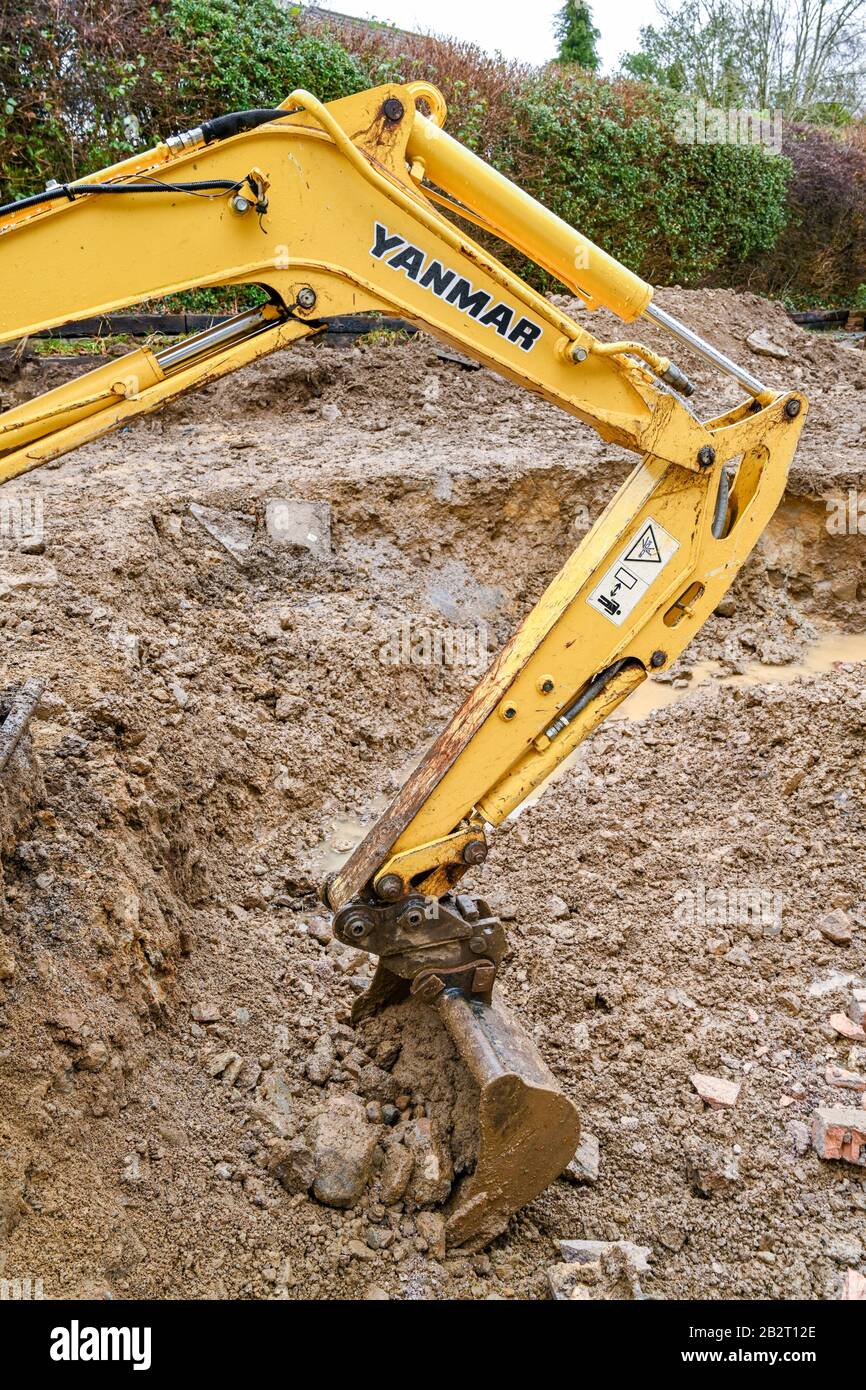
top-left (614, 632), bottom-right (866, 723)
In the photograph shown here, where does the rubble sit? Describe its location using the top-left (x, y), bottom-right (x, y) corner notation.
top-left (824, 1063), bottom-right (866, 1094)
top-left (811, 1107), bottom-right (866, 1165)
top-left (691, 1073), bottom-right (741, 1109)
top-left (830, 1013), bottom-right (866, 1043)
top-left (562, 1131), bottom-right (600, 1185)
top-left (818, 908), bottom-right (853, 946)
top-left (549, 1239), bottom-right (652, 1300)
top-left (309, 1095), bottom-right (378, 1209)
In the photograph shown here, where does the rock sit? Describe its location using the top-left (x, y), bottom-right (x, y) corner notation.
top-left (356, 1062), bottom-right (399, 1104)
top-left (267, 1136), bottom-right (316, 1194)
top-left (265, 499), bottom-right (331, 557)
top-left (222, 1056), bottom-right (243, 1087)
top-left (378, 1142), bottom-right (414, 1205)
top-left (206, 1050), bottom-right (240, 1078)
top-left (818, 909), bottom-right (853, 946)
top-left (191, 1000), bottom-right (221, 1023)
top-left (236, 1059), bottom-right (261, 1090)
top-left (415, 1211), bottom-right (446, 1258)
top-left (310, 1095), bottom-right (377, 1208)
top-left (688, 1148), bottom-right (740, 1197)
top-left (547, 1261), bottom-right (596, 1301)
top-left (76, 1040), bottom-right (108, 1072)
top-left (346, 1238), bottom-right (375, 1259)
top-left (827, 1235), bottom-right (862, 1265)
top-left (830, 1013), bottom-right (866, 1042)
top-left (365, 1225), bottom-right (394, 1251)
top-left (319, 403), bottom-right (341, 422)
top-left (714, 596), bottom-right (736, 618)
top-left (785, 1120), bottom-right (811, 1157)
top-left (850, 987), bottom-right (866, 1029)
top-left (746, 329), bottom-right (789, 359)
top-left (842, 1268), bottom-right (866, 1299)
top-left (562, 1131), bottom-right (600, 1185)
top-left (363, 1283), bottom-right (391, 1300)
top-left (0, 951), bottom-right (15, 981)
top-left (305, 1034), bottom-right (335, 1086)
top-left (777, 991), bottom-right (801, 1016)
top-left (559, 1239), bottom-right (652, 1274)
top-left (35, 690), bottom-right (66, 721)
top-left (811, 1106), bottom-right (866, 1164)
top-left (375, 1040), bottom-right (401, 1071)
top-left (724, 945), bottom-right (752, 967)
top-left (824, 1063), bottom-right (866, 1093)
top-left (691, 1072), bottom-right (741, 1109)
top-left (400, 1117), bottom-right (453, 1205)
top-left (546, 893), bottom-right (570, 921)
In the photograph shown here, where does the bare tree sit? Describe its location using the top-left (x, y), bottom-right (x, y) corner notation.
top-left (622, 0), bottom-right (866, 116)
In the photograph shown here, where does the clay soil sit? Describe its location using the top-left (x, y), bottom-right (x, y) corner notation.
top-left (0, 288), bottom-right (864, 1300)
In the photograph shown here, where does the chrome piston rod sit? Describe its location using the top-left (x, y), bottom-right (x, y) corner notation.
top-left (156, 306), bottom-right (283, 374)
top-left (644, 301), bottom-right (770, 400)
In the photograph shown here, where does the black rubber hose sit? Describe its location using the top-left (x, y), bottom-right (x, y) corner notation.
top-left (200, 108), bottom-right (293, 144)
top-left (0, 178), bottom-right (242, 219)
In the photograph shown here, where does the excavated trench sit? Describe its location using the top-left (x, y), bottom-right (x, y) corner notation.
top-left (1, 290), bottom-right (865, 1299)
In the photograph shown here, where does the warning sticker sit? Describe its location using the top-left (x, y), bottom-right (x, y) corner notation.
top-left (587, 518), bottom-right (679, 627)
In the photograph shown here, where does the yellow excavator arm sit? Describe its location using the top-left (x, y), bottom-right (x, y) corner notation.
top-left (0, 81), bottom-right (807, 1247)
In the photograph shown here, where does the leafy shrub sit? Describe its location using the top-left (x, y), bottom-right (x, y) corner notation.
top-left (738, 123), bottom-right (866, 302)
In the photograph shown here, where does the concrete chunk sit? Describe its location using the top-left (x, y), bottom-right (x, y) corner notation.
top-left (265, 499), bottom-right (331, 557)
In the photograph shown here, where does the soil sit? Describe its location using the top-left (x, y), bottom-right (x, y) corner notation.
top-left (0, 287), bottom-right (864, 1301)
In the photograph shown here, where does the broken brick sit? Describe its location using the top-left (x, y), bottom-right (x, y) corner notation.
top-left (691, 1072), bottom-right (741, 1109)
top-left (830, 1012), bottom-right (866, 1042)
top-left (811, 1106), bottom-right (866, 1165)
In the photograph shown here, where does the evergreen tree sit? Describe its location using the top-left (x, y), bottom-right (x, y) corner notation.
top-left (555, 1), bottom-right (601, 70)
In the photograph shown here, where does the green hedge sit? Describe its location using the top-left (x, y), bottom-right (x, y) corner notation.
top-left (3, 0), bottom-right (850, 298)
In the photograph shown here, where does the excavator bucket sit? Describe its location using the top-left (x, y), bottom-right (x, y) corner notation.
top-left (433, 988), bottom-right (581, 1248)
top-left (339, 894), bottom-right (580, 1245)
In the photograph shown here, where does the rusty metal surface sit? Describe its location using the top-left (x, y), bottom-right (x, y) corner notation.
top-left (434, 987), bottom-right (581, 1248)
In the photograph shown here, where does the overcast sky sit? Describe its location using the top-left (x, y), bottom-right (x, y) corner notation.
top-left (311, 0), bottom-right (662, 71)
